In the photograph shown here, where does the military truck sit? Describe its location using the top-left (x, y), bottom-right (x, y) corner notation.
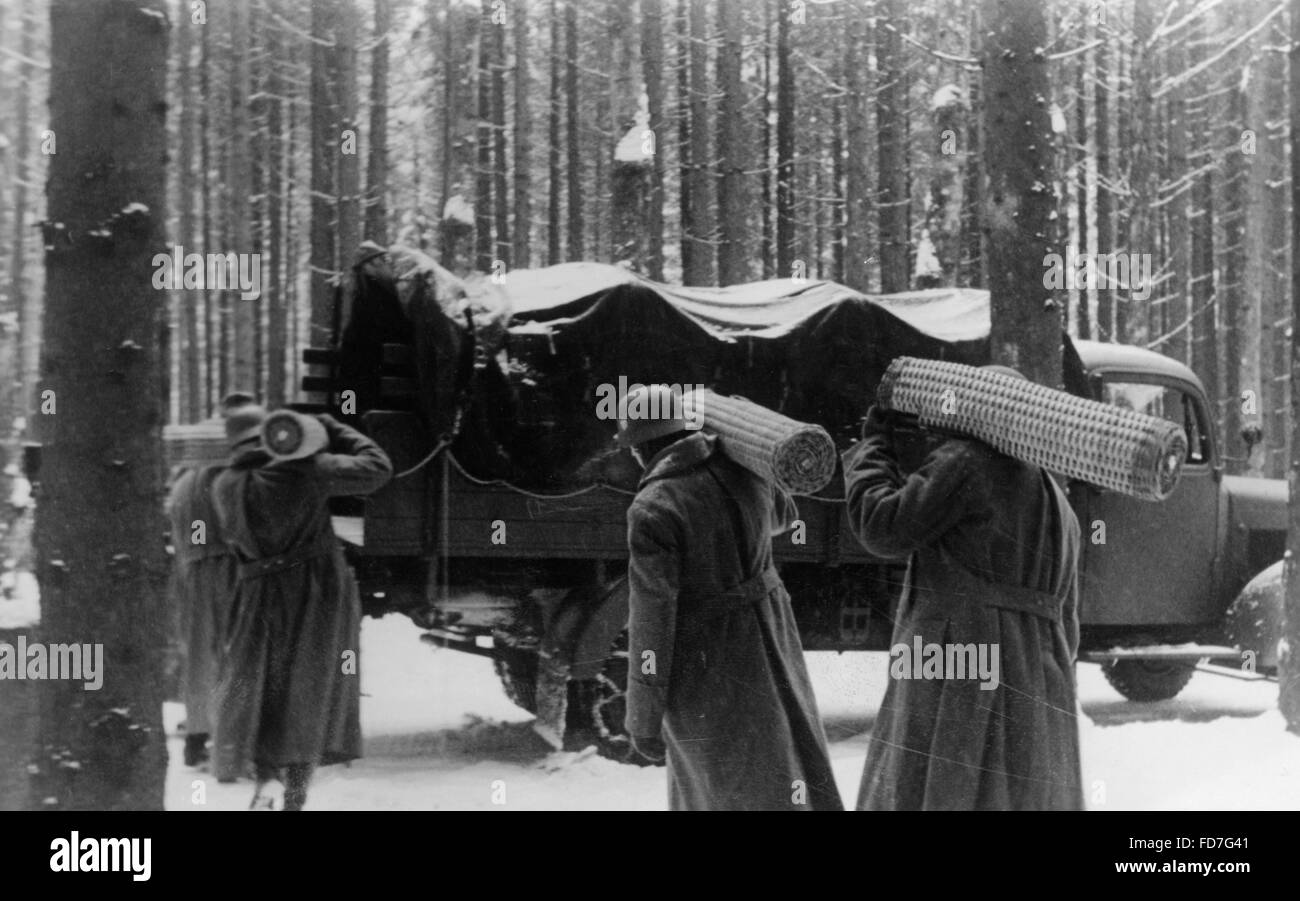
top-left (171, 247), bottom-right (1289, 762)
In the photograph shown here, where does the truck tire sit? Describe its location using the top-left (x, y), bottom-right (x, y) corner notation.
top-left (493, 654), bottom-right (538, 715)
top-left (1100, 657), bottom-right (1196, 702)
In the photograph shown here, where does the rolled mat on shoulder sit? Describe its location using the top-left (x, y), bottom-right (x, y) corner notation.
top-left (689, 389), bottom-right (837, 495)
top-left (877, 357), bottom-right (1188, 502)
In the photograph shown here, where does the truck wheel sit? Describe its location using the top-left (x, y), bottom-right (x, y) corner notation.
top-left (570, 631), bottom-right (662, 767)
top-left (1100, 658), bottom-right (1196, 702)
top-left (493, 653), bottom-right (538, 715)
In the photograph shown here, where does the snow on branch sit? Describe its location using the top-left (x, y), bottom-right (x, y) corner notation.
top-left (1152, 1), bottom-right (1285, 99)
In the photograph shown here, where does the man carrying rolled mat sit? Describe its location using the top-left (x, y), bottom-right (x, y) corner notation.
top-left (619, 383), bottom-right (842, 811)
top-left (212, 404), bottom-right (392, 810)
top-left (842, 364), bottom-right (1084, 811)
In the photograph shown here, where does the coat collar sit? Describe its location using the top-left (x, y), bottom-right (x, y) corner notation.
top-left (638, 431), bottom-right (718, 488)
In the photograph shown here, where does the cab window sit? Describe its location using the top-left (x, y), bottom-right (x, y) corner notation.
top-left (1101, 380), bottom-right (1210, 465)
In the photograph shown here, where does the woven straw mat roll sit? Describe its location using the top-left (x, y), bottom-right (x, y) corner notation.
top-left (690, 389), bottom-right (837, 495)
top-left (876, 357), bottom-right (1187, 502)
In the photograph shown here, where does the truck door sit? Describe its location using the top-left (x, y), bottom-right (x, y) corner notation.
top-left (1077, 376), bottom-right (1221, 629)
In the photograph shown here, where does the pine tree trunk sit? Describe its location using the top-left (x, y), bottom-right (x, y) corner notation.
top-left (960, 6), bottom-right (983, 290)
top-left (877, 0), bottom-right (909, 292)
top-left (1075, 43), bottom-right (1090, 339)
top-left (547, 0), bottom-right (562, 264)
top-left (513, 0), bottom-right (531, 269)
top-left (1159, 33), bottom-right (1190, 365)
top-left (337, 0), bottom-right (362, 318)
top-left (1188, 17), bottom-right (1217, 428)
top-left (310, 0), bottom-right (340, 355)
top-left (228, 0), bottom-right (254, 391)
top-left (775, 0), bottom-right (795, 280)
top-left (33, 0), bottom-right (169, 810)
top-left (266, 20), bottom-right (286, 408)
top-left (981, 0), bottom-right (1062, 387)
top-left (367, 0), bottom-right (390, 245)
top-left (11, 0), bottom-right (36, 426)
top-left (843, 3), bottom-right (871, 292)
top-left (491, 11), bottom-right (510, 267)
top-left (177, 13), bottom-right (201, 421)
top-left (642, 0), bottom-right (665, 280)
top-left (715, 0), bottom-right (748, 286)
top-left (1125, 0), bottom-right (1156, 345)
top-left (564, 0), bottom-right (583, 261)
top-left (1221, 66), bottom-right (1247, 475)
top-left (1094, 28), bottom-right (1113, 341)
top-left (1281, 0), bottom-right (1300, 732)
top-left (682, 0), bottom-right (714, 285)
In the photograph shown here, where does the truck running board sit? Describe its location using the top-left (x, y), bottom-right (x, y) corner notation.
top-left (1082, 644), bottom-right (1242, 662)
top-left (1193, 662), bottom-right (1275, 682)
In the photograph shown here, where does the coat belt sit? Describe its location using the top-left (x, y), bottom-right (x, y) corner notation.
top-left (237, 534), bottom-right (338, 581)
top-left (686, 565), bottom-right (783, 621)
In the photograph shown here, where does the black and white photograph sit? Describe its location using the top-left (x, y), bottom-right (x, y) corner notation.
top-left (0, 0), bottom-right (1295, 851)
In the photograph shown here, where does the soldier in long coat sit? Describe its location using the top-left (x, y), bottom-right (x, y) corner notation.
top-left (621, 385), bottom-right (842, 811)
top-left (842, 386), bottom-right (1084, 810)
top-left (166, 463), bottom-right (239, 767)
top-left (211, 407), bottom-right (392, 810)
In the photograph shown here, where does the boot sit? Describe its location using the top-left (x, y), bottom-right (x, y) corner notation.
top-left (282, 763), bottom-right (314, 812)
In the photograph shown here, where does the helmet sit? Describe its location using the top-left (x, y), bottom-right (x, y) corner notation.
top-left (615, 384), bottom-right (691, 449)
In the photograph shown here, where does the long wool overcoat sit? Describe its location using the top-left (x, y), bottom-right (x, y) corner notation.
top-left (167, 465), bottom-right (239, 738)
top-left (211, 415), bottom-right (392, 779)
top-left (842, 411), bottom-right (1084, 810)
top-left (624, 432), bottom-right (843, 811)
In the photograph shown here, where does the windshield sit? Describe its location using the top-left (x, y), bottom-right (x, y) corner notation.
top-left (1102, 380), bottom-right (1209, 465)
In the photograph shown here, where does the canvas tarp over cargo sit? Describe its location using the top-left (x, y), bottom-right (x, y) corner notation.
top-left (339, 247), bottom-right (1083, 493)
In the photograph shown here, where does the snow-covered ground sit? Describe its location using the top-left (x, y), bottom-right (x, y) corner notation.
top-left (165, 613), bottom-right (1298, 811)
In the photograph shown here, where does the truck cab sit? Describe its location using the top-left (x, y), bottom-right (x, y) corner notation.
top-left (1069, 340), bottom-right (1286, 699)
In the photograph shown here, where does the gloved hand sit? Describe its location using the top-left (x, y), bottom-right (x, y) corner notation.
top-left (631, 734), bottom-right (667, 763)
top-left (861, 404), bottom-right (897, 441)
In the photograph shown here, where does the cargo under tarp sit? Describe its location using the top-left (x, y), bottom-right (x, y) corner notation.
top-left (341, 249), bottom-right (1085, 494)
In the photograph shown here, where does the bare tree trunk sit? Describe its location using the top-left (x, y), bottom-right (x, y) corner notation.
top-left (775, 0), bottom-right (795, 279)
top-left (177, 13), bottom-right (201, 421)
top-left (11, 0), bottom-right (36, 425)
top-left (877, 0), bottom-right (909, 292)
top-left (642, 0), bottom-right (665, 280)
top-left (1188, 18), bottom-right (1217, 427)
top-left (681, 0), bottom-right (714, 285)
top-left (1281, 0), bottom-right (1300, 732)
top-left (228, 0), bottom-right (254, 391)
top-left (310, 0), bottom-right (341, 357)
top-left (844, 4), bottom-right (871, 292)
top-left (564, 0), bottom-right (583, 261)
top-left (491, 10), bottom-right (510, 267)
top-left (715, 0), bottom-right (749, 286)
top-left (266, 20), bottom-right (286, 408)
top-left (337, 0), bottom-right (362, 314)
top-left (34, 0), bottom-right (169, 809)
top-left (981, 0), bottom-right (1062, 387)
top-left (513, 0), bottom-right (532, 269)
top-left (367, 0), bottom-right (390, 245)
top-left (1095, 26), bottom-right (1113, 341)
top-left (548, 0), bottom-right (562, 264)
top-left (1221, 64), bottom-right (1247, 475)
top-left (1075, 41), bottom-right (1090, 339)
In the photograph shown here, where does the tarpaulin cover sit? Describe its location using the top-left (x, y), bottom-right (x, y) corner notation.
top-left (344, 250), bottom-right (1085, 494)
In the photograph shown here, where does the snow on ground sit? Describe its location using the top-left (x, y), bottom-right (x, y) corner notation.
top-left (165, 613), bottom-right (1298, 811)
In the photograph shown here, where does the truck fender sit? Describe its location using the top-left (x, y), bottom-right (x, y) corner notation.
top-left (532, 577), bottom-right (630, 749)
top-left (1225, 559), bottom-right (1284, 672)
